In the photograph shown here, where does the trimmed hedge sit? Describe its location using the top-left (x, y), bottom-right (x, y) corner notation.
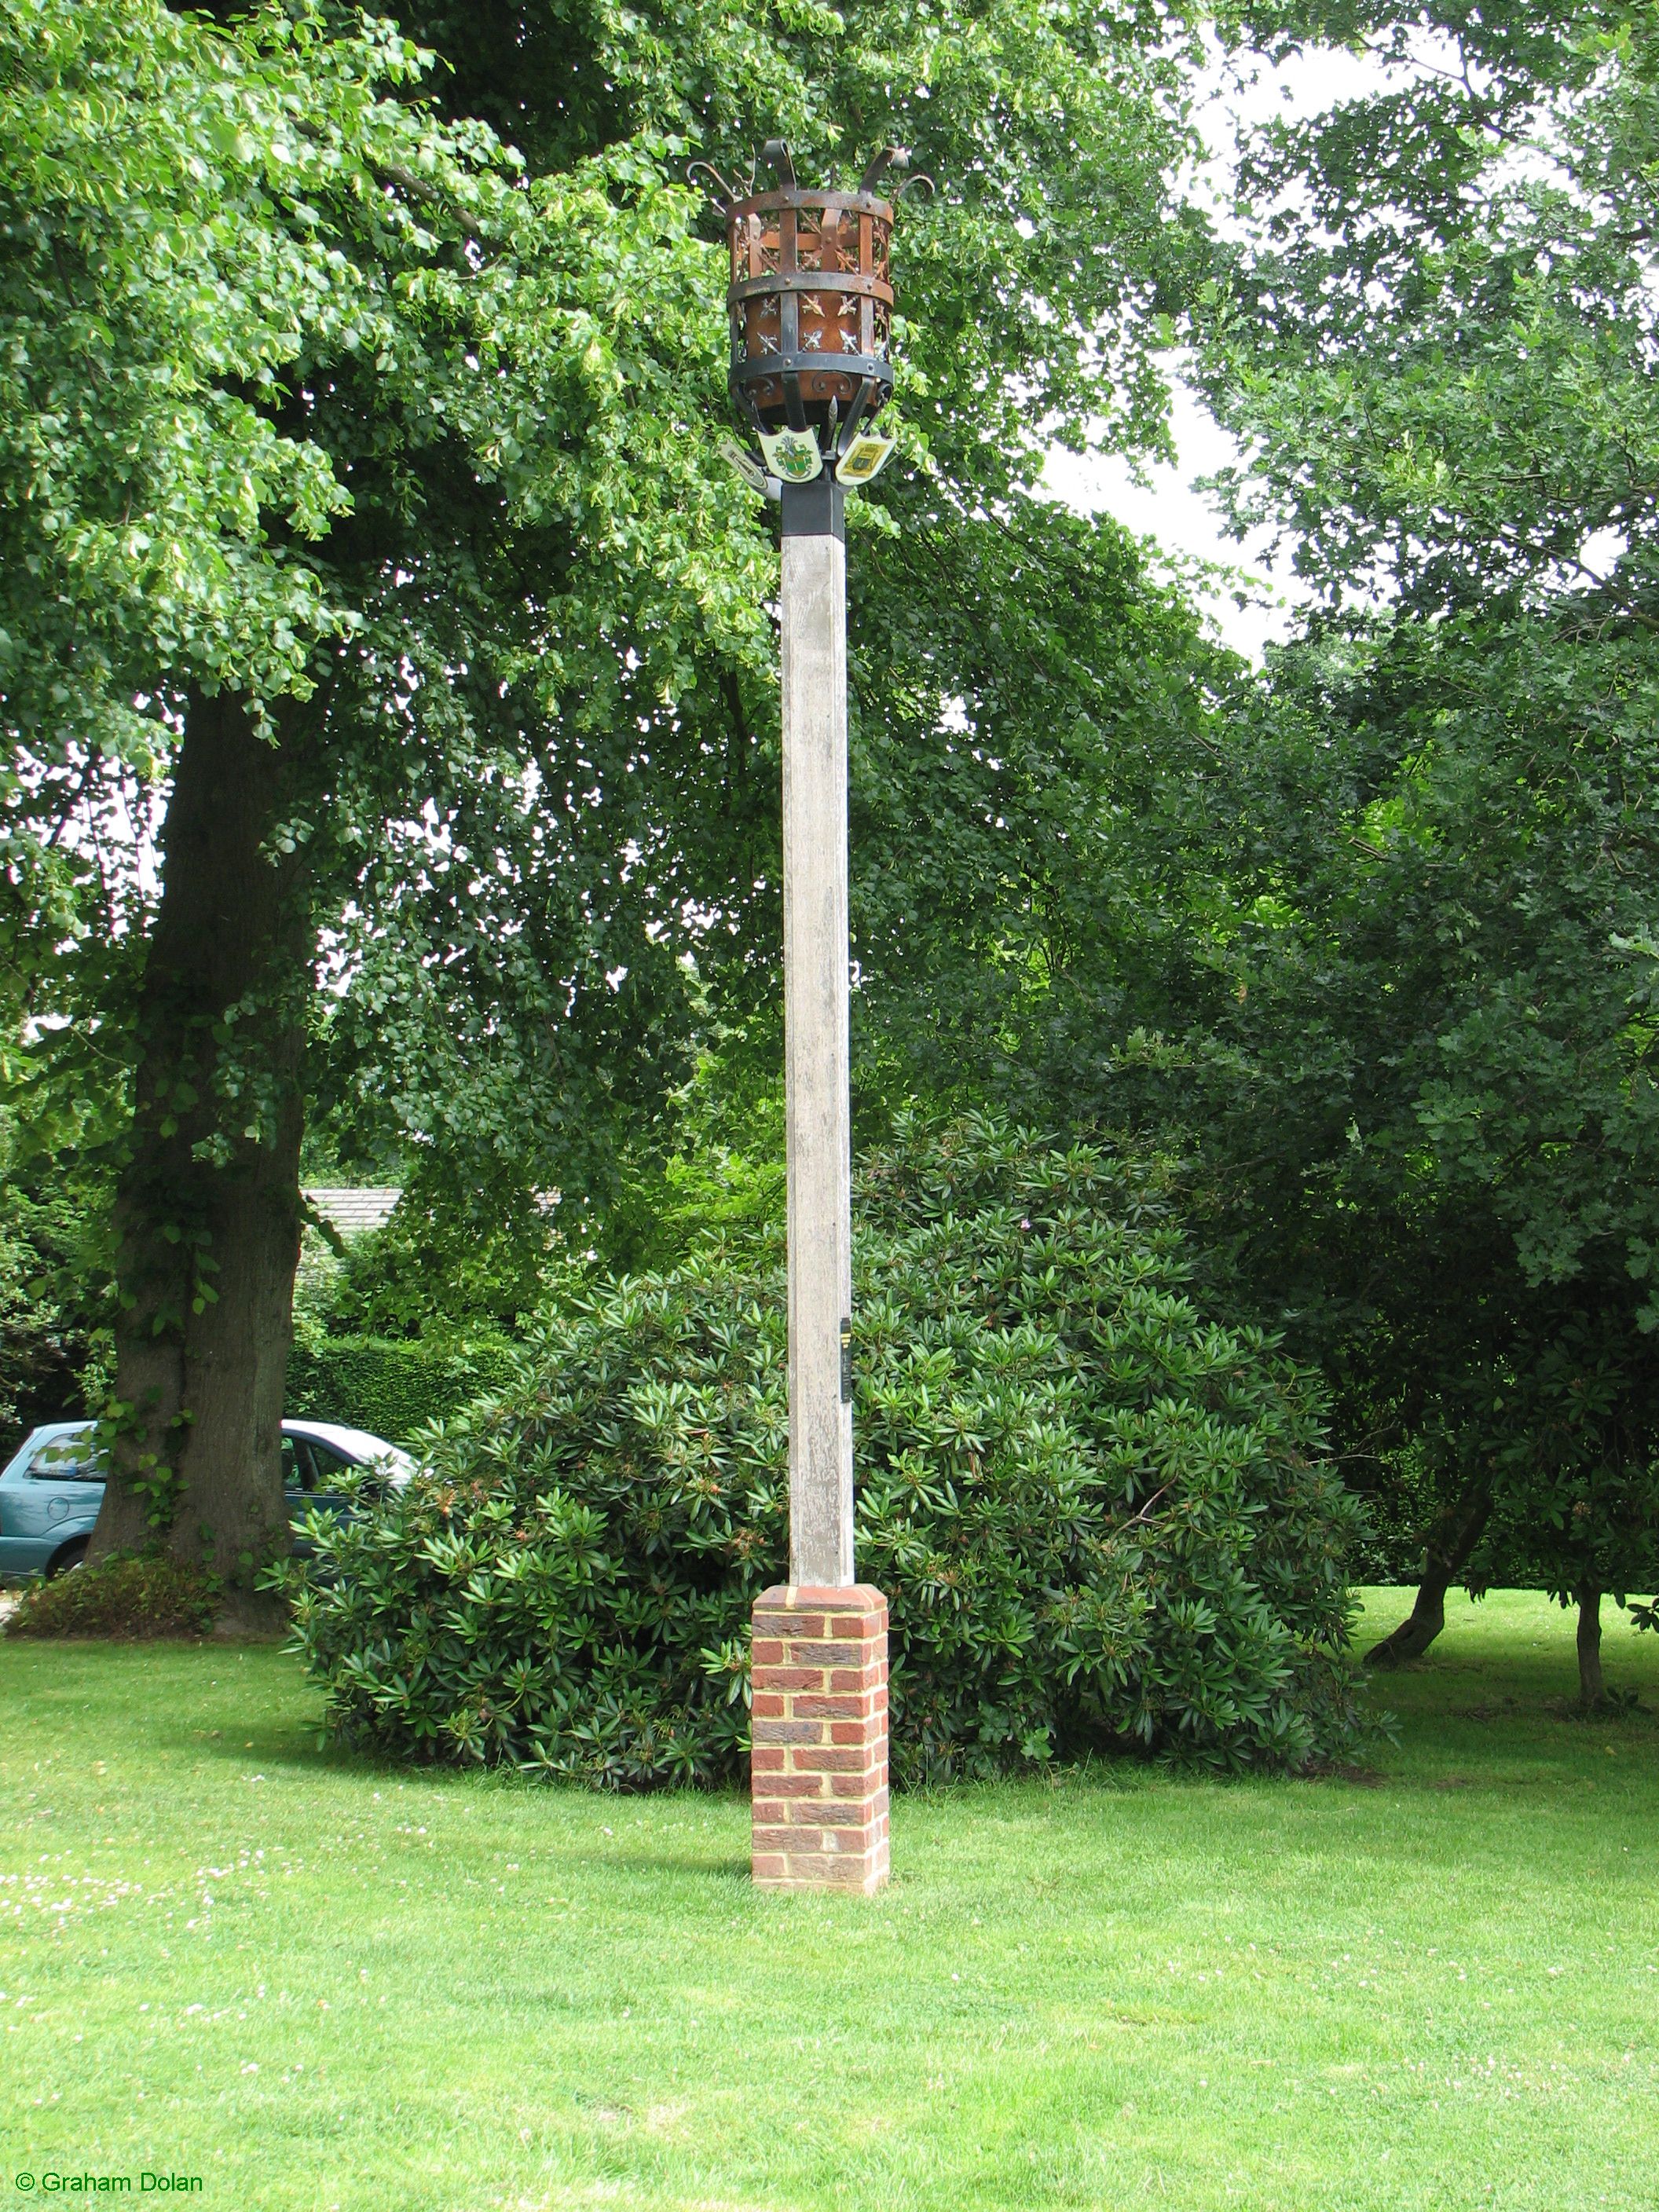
top-left (285, 1334), bottom-right (516, 1446)
top-left (285, 1114), bottom-right (1372, 1788)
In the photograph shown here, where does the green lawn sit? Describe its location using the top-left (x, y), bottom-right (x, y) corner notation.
top-left (2, 1590), bottom-right (1656, 2212)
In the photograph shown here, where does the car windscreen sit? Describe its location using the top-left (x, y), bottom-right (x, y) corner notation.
top-left (291, 1429), bottom-right (415, 1481)
top-left (28, 1435), bottom-right (105, 1481)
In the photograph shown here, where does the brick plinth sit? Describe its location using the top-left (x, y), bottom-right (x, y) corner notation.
top-left (750, 1584), bottom-right (889, 1893)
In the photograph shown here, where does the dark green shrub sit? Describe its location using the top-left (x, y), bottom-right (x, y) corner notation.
top-left (5, 1553), bottom-right (218, 1639)
top-left (285, 1115), bottom-right (1371, 1787)
top-left (285, 1334), bottom-right (517, 1444)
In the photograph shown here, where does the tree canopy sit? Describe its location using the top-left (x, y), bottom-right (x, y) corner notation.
top-left (1, 0), bottom-right (1224, 1619)
top-left (1173, 0), bottom-right (1659, 1668)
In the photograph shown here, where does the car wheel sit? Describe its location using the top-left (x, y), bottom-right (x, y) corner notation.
top-left (46, 1538), bottom-right (88, 1578)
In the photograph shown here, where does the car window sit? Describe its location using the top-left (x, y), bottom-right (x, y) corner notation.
top-left (281, 1435), bottom-right (317, 1492)
top-left (28, 1436), bottom-right (104, 1482)
top-left (305, 1440), bottom-right (350, 1489)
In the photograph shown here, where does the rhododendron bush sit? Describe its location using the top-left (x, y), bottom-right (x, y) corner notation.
top-left (284, 1117), bottom-right (1369, 1785)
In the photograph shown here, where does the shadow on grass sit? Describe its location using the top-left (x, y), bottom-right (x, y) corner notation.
top-left (183, 1722), bottom-right (755, 1840)
top-left (602, 1851), bottom-right (752, 1883)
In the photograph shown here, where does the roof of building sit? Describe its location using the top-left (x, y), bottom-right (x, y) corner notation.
top-left (304, 1187), bottom-right (402, 1239)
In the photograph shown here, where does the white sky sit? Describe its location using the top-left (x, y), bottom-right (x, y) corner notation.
top-left (1042, 386), bottom-right (1308, 659)
top-left (1043, 38), bottom-right (1408, 657)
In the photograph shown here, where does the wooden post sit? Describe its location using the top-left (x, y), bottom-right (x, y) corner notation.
top-left (779, 474), bottom-right (854, 1591)
top-left (749, 472), bottom-right (889, 1894)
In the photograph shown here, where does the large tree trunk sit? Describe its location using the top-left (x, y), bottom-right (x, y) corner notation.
top-left (1366, 1468), bottom-right (1493, 1669)
top-left (1577, 1585), bottom-right (1605, 1713)
top-left (91, 690), bottom-right (312, 1635)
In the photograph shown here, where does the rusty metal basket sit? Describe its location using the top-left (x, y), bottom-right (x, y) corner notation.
top-left (695, 142), bottom-right (925, 458)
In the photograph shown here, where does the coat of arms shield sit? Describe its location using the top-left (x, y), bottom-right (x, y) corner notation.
top-left (835, 432), bottom-right (895, 486)
top-left (758, 428), bottom-right (824, 484)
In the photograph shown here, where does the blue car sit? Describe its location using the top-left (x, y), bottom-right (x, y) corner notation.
top-left (0, 1418), bottom-right (413, 1581)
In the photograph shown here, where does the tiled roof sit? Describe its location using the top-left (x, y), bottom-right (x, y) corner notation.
top-left (305, 1187), bottom-right (402, 1239)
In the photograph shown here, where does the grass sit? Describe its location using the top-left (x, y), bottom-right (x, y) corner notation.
top-left (1, 1590), bottom-right (1656, 2212)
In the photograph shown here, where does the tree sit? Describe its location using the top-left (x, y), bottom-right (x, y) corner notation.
top-left (1097, 618), bottom-right (1659, 1694)
top-left (1160, 0), bottom-right (1659, 1679)
top-left (1473, 1313), bottom-right (1659, 1709)
top-left (5, 0), bottom-right (754, 1617)
top-left (5, 0), bottom-right (1218, 1625)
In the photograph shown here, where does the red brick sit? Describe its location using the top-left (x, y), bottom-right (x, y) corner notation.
top-left (756, 1613), bottom-right (826, 1640)
top-left (750, 1639), bottom-right (786, 1667)
top-left (751, 1717), bottom-right (826, 1746)
top-left (788, 1639), bottom-right (855, 1666)
top-left (778, 1851), bottom-right (887, 1891)
top-left (787, 1745), bottom-right (868, 1775)
top-left (778, 1798), bottom-right (841, 1826)
top-left (750, 1690), bottom-right (786, 1719)
top-left (756, 1826), bottom-right (840, 1855)
top-left (826, 1768), bottom-right (881, 1799)
top-left (752, 1799), bottom-right (832, 1829)
top-left (792, 1693), bottom-right (866, 1720)
top-left (832, 1612), bottom-right (884, 1639)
